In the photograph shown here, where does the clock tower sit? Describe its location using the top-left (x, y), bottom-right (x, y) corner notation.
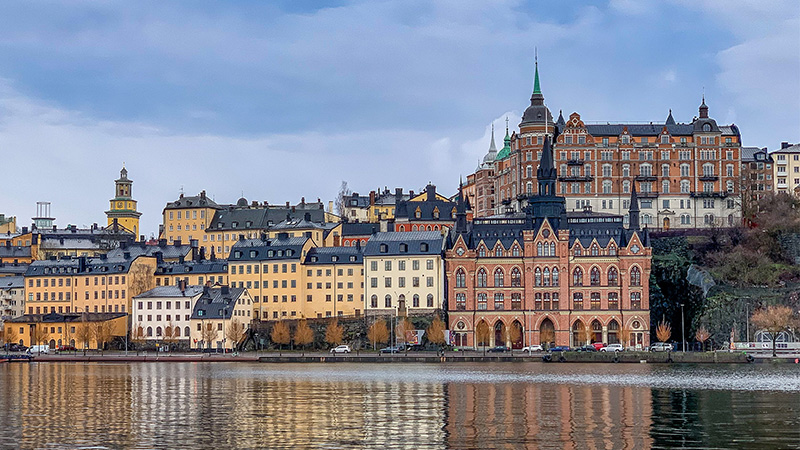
top-left (106, 165), bottom-right (142, 239)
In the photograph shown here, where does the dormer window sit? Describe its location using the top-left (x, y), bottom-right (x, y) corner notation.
top-left (350, 256), bottom-right (356, 262)
top-left (277, 250), bottom-right (283, 257)
top-left (331, 255), bottom-right (338, 262)
top-left (433, 207), bottom-right (439, 219)
top-left (414, 207), bottom-right (421, 219)
top-left (420, 243), bottom-right (429, 252)
top-left (234, 251), bottom-right (242, 258)
top-left (380, 244), bottom-right (388, 253)
top-left (311, 256), bottom-right (318, 262)
top-left (621, 135), bottom-right (629, 144)
top-left (399, 243), bottom-right (408, 253)
top-left (249, 250), bottom-right (257, 258)
top-left (231, 222), bottom-right (238, 228)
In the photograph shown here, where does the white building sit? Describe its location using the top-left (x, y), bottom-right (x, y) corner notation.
top-left (132, 281), bottom-right (202, 347)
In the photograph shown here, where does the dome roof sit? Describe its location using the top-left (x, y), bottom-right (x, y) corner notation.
top-left (482, 124), bottom-right (498, 164)
top-left (236, 197), bottom-right (248, 207)
top-left (520, 62), bottom-right (553, 127)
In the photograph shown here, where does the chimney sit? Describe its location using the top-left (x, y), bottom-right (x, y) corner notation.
top-left (139, 235), bottom-right (145, 242)
top-left (154, 251), bottom-right (164, 266)
top-left (199, 246), bottom-right (206, 261)
top-left (285, 201), bottom-right (290, 208)
top-left (252, 201), bottom-right (258, 207)
top-left (175, 239), bottom-right (182, 247)
top-left (200, 190), bottom-right (206, 199)
top-left (426, 184), bottom-right (435, 201)
top-left (260, 232), bottom-right (267, 241)
top-left (179, 255), bottom-right (185, 264)
top-left (239, 234), bottom-right (245, 241)
top-left (190, 239), bottom-right (199, 248)
top-left (221, 285), bottom-right (230, 295)
top-left (328, 201), bottom-right (333, 213)
top-left (31, 234), bottom-right (38, 245)
top-left (203, 285), bottom-right (210, 296)
top-left (180, 279), bottom-right (186, 295)
top-left (369, 191), bottom-right (376, 206)
top-left (4, 241), bottom-right (9, 248)
top-left (301, 197), bottom-right (305, 205)
top-left (22, 227), bottom-right (28, 234)
top-left (409, 190), bottom-right (415, 198)
top-left (78, 256), bottom-right (86, 273)
top-left (355, 240), bottom-right (361, 250)
top-left (277, 232), bottom-right (289, 240)
top-left (782, 142), bottom-right (791, 149)
top-left (159, 238), bottom-right (167, 247)
top-left (333, 235), bottom-right (340, 246)
top-left (53, 225), bottom-right (57, 231)
top-left (123, 251), bottom-right (131, 260)
top-left (304, 212), bottom-right (311, 222)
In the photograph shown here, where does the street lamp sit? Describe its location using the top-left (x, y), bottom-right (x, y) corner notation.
top-left (680, 303), bottom-right (685, 352)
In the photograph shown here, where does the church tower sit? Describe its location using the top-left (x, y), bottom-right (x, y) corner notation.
top-left (106, 165), bottom-right (142, 239)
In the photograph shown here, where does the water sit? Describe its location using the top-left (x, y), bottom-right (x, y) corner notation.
top-left (1, 362), bottom-right (799, 449)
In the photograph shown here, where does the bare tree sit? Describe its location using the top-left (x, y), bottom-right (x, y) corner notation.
top-left (163, 321), bottom-right (180, 351)
top-left (226, 319), bottom-right (247, 351)
top-left (32, 322), bottom-right (51, 353)
top-left (128, 264), bottom-right (156, 299)
top-left (76, 318), bottom-right (92, 355)
top-left (293, 319), bottom-right (314, 356)
top-left (475, 321), bottom-right (491, 356)
top-left (367, 320), bottom-right (389, 351)
top-left (395, 317), bottom-right (413, 354)
top-left (324, 319), bottom-right (344, 349)
top-left (270, 321), bottom-right (291, 355)
top-left (507, 322), bottom-right (522, 350)
top-left (656, 321), bottom-right (672, 343)
top-left (426, 317), bottom-right (446, 351)
top-left (131, 325), bottom-right (147, 354)
top-left (578, 324), bottom-right (593, 347)
top-left (335, 181), bottom-right (352, 217)
top-left (3, 325), bottom-right (18, 350)
top-left (92, 321), bottom-right (113, 355)
top-left (619, 325), bottom-right (632, 349)
top-left (751, 305), bottom-right (798, 357)
top-left (695, 326), bottom-right (711, 351)
top-left (201, 322), bottom-right (219, 350)
top-left (539, 327), bottom-right (555, 350)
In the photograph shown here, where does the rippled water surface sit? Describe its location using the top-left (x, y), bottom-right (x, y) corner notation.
top-left (1, 362), bottom-right (799, 449)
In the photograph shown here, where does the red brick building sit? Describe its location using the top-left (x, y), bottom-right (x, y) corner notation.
top-left (446, 137), bottom-right (651, 350)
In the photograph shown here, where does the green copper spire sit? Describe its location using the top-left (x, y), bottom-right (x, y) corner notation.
top-left (533, 50), bottom-right (541, 94)
top-left (497, 117), bottom-right (512, 160)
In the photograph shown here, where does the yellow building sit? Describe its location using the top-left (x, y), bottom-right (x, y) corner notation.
top-left (106, 166), bottom-right (142, 239)
top-left (303, 246), bottom-right (364, 318)
top-left (0, 215), bottom-right (16, 234)
top-left (9, 312), bottom-right (127, 349)
top-left (364, 231), bottom-right (445, 317)
top-left (154, 260), bottom-right (229, 288)
top-left (228, 234), bottom-right (314, 321)
top-left (772, 142), bottom-right (800, 194)
top-left (24, 254), bottom-right (157, 315)
top-left (160, 191), bottom-right (221, 249)
top-left (189, 286), bottom-right (252, 350)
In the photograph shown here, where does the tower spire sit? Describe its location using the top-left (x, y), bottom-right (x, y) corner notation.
top-left (489, 123), bottom-right (497, 151)
top-left (533, 50), bottom-right (541, 95)
top-left (629, 183), bottom-right (640, 231)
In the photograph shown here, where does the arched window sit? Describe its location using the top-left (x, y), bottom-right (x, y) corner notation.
top-left (156, 326), bottom-right (162, 337)
top-left (543, 267), bottom-right (550, 286)
top-left (537, 242), bottom-right (543, 256)
top-left (534, 267), bottom-right (542, 286)
top-left (455, 269), bottom-right (466, 288)
top-left (147, 326), bottom-right (153, 337)
top-left (550, 242), bottom-right (556, 256)
top-left (511, 268), bottom-right (521, 287)
top-left (573, 267), bottom-right (583, 286)
top-left (427, 294), bottom-right (434, 308)
top-left (479, 247), bottom-right (486, 258)
top-left (607, 267), bottom-right (618, 286)
top-left (608, 245), bottom-right (617, 256)
top-left (512, 246), bottom-right (520, 257)
top-left (494, 268), bottom-right (504, 287)
top-left (495, 247), bottom-right (503, 257)
top-left (573, 245), bottom-right (582, 256)
top-left (630, 266), bottom-right (641, 286)
top-left (371, 295), bottom-right (378, 308)
top-left (590, 267), bottom-right (600, 286)
top-left (477, 268), bottom-right (487, 287)
top-left (384, 294), bottom-right (392, 308)
top-left (591, 245), bottom-right (599, 256)
top-left (552, 267), bottom-right (559, 286)
top-left (412, 294), bottom-right (419, 307)
top-left (184, 326), bottom-right (190, 337)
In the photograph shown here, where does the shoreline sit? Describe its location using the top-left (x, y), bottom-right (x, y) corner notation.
top-left (6, 350), bottom-right (792, 364)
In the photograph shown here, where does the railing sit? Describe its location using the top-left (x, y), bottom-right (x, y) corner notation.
top-left (690, 191), bottom-right (730, 199)
top-left (698, 175), bottom-right (719, 181)
top-left (558, 176), bottom-right (593, 182)
top-left (566, 159), bottom-right (584, 166)
top-left (634, 175), bottom-right (657, 182)
top-left (637, 192), bottom-right (659, 198)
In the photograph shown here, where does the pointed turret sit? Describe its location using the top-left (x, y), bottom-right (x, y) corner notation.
top-left (556, 110), bottom-right (566, 128)
top-left (536, 136), bottom-right (556, 196)
top-left (455, 177), bottom-right (468, 234)
top-left (520, 56), bottom-right (553, 126)
top-left (628, 183), bottom-right (640, 231)
top-left (496, 117), bottom-right (512, 160)
top-left (489, 124), bottom-right (497, 152)
top-left (666, 109), bottom-right (676, 125)
top-left (533, 59), bottom-right (541, 95)
top-left (481, 124), bottom-right (498, 164)
top-left (699, 95), bottom-right (709, 119)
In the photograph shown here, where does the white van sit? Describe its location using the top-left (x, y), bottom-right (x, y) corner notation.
top-left (28, 345), bottom-right (50, 354)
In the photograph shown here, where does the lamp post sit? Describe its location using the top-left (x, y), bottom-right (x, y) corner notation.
top-left (680, 303), bottom-right (685, 352)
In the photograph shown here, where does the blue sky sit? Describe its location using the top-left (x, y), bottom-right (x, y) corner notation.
top-left (0, 0), bottom-right (798, 236)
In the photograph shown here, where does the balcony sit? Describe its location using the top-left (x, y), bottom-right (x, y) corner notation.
top-left (690, 191), bottom-right (730, 199)
top-left (566, 159), bottom-right (584, 166)
top-left (558, 176), bottom-right (594, 182)
top-left (634, 175), bottom-right (657, 182)
top-left (699, 175), bottom-right (719, 182)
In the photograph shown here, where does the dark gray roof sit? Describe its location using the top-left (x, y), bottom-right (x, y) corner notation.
top-left (0, 276), bottom-right (23, 289)
top-left (0, 247), bottom-right (31, 258)
top-left (209, 204), bottom-right (328, 231)
top-left (156, 260), bottom-right (229, 276)
top-left (164, 193), bottom-right (221, 210)
top-left (0, 263), bottom-right (28, 276)
top-left (395, 200), bottom-right (457, 222)
top-left (25, 253), bottom-right (147, 277)
top-left (134, 285), bottom-right (204, 299)
top-left (228, 236), bottom-right (308, 261)
top-left (583, 121), bottom-right (740, 137)
top-left (343, 193), bottom-right (370, 209)
top-left (11, 312), bottom-right (126, 323)
top-left (305, 247), bottom-right (363, 265)
top-left (106, 243), bottom-right (192, 261)
top-left (741, 147), bottom-right (772, 163)
top-left (363, 231), bottom-right (445, 257)
top-left (191, 287), bottom-right (247, 320)
top-left (341, 222), bottom-right (379, 236)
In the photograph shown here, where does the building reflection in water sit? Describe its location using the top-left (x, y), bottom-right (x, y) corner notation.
top-left (445, 381), bottom-right (652, 449)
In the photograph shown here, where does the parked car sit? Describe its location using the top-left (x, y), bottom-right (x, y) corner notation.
top-left (592, 343), bottom-right (606, 351)
top-left (549, 346), bottom-right (570, 352)
top-left (575, 345), bottom-right (597, 352)
top-left (330, 345), bottom-right (352, 354)
top-left (650, 342), bottom-right (673, 352)
top-left (380, 346), bottom-right (401, 354)
top-left (600, 343), bottom-right (624, 352)
top-left (487, 346), bottom-right (510, 353)
top-left (28, 345), bottom-right (50, 354)
top-left (57, 345), bottom-right (76, 352)
top-left (521, 345), bottom-right (543, 353)
top-left (8, 344), bottom-right (28, 353)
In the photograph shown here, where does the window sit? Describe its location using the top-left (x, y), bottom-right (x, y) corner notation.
top-left (608, 267), bottom-right (618, 286)
top-left (609, 292), bottom-right (619, 309)
top-left (455, 269), bottom-right (466, 288)
top-left (552, 267), bottom-right (559, 286)
top-left (573, 293), bottom-right (583, 310)
top-left (494, 268), bottom-right (504, 287)
top-left (573, 268), bottom-right (583, 286)
top-left (371, 295), bottom-right (378, 308)
top-left (630, 266), bottom-right (641, 286)
top-left (477, 293), bottom-right (487, 310)
top-left (590, 293), bottom-right (601, 310)
top-left (385, 261), bottom-right (392, 271)
top-left (631, 292), bottom-right (642, 309)
top-left (477, 268), bottom-right (487, 287)
top-left (590, 267), bottom-right (600, 286)
top-left (494, 293), bottom-right (504, 310)
top-left (680, 180), bottom-right (690, 194)
top-left (455, 293), bottom-right (466, 310)
top-left (384, 295), bottom-right (392, 308)
top-left (511, 268), bottom-right (521, 287)
top-left (534, 267), bottom-right (542, 286)
top-left (384, 277), bottom-right (392, 288)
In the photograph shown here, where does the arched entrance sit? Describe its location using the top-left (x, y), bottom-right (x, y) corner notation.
top-left (572, 321), bottom-right (585, 347)
top-left (510, 321), bottom-right (523, 349)
top-left (539, 318), bottom-right (555, 349)
top-left (494, 321), bottom-right (506, 347)
top-left (591, 320), bottom-right (603, 344)
top-left (48, 339), bottom-right (56, 349)
top-left (663, 217), bottom-right (670, 230)
top-left (607, 320), bottom-right (620, 344)
top-left (475, 320), bottom-right (490, 348)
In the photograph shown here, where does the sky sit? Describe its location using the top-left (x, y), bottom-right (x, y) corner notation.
top-left (1, 0), bottom-right (798, 237)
